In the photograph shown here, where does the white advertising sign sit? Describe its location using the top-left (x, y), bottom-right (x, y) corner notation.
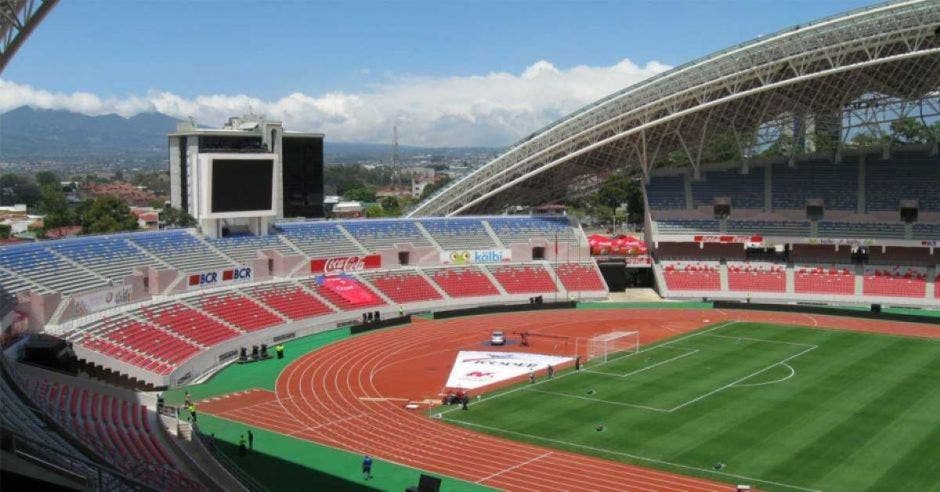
top-left (72, 285), bottom-right (134, 316)
top-left (445, 351), bottom-right (573, 390)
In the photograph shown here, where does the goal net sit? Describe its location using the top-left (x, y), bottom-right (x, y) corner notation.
top-left (583, 331), bottom-right (639, 363)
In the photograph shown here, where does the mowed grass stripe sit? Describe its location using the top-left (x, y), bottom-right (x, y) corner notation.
top-left (445, 323), bottom-right (940, 491)
top-left (666, 329), bottom-right (881, 469)
top-left (763, 340), bottom-right (940, 488)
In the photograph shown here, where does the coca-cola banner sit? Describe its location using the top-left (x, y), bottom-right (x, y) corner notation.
top-left (693, 235), bottom-right (763, 245)
top-left (310, 255), bottom-right (382, 275)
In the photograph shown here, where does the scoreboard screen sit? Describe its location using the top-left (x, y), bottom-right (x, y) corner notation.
top-left (211, 159), bottom-right (274, 213)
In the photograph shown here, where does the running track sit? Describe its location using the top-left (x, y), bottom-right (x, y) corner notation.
top-left (200, 309), bottom-right (940, 491)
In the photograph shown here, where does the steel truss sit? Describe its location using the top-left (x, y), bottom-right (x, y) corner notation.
top-left (410, 0), bottom-right (940, 217)
top-left (0, 0), bottom-right (57, 74)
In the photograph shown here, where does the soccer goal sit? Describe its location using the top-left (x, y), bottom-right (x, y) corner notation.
top-left (583, 331), bottom-right (639, 363)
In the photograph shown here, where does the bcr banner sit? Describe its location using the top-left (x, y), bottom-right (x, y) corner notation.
top-left (445, 351), bottom-right (573, 390)
top-left (72, 285), bottom-right (134, 316)
top-left (440, 249), bottom-right (512, 265)
top-left (310, 255), bottom-right (382, 275)
top-left (187, 266), bottom-right (254, 290)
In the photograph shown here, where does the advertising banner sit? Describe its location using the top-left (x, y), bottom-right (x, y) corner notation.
top-left (72, 285), bottom-right (134, 316)
top-left (440, 249), bottom-right (511, 265)
top-left (693, 235), bottom-right (763, 245)
top-left (445, 351), bottom-right (573, 390)
top-left (317, 275), bottom-right (379, 306)
top-left (187, 266), bottom-right (253, 290)
top-left (310, 255), bottom-right (382, 275)
top-left (588, 234), bottom-right (648, 256)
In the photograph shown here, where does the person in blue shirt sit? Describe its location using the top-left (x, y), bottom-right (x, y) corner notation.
top-left (362, 455), bottom-right (373, 480)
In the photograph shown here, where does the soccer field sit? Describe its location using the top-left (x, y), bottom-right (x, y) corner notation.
top-left (441, 322), bottom-right (940, 491)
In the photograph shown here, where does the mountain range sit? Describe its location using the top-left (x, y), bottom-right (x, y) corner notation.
top-left (0, 106), bottom-right (495, 161)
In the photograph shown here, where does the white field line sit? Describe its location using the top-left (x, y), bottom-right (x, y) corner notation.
top-left (733, 363), bottom-right (796, 387)
top-left (443, 418), bottom-right (822, 492)
top-left (438, 321), bottom-right (740, 417)
top-left (705, 333), bottom-right (817, 348)
top-left (586, 348), bottom-right (699, 378)
top-left (475, 452), bottom-right (553, 483)
top-left (526, 387), bottom-right (672, 413)
top-left (667, 345), bottom-right (818, 412)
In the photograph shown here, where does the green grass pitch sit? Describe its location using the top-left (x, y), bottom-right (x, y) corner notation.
top-left (440, 322), bottom-right (940, 491)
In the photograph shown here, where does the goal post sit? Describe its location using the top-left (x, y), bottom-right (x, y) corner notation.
top-left (583, 331), bottom-right (639, 363)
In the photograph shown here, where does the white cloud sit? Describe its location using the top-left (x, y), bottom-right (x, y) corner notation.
top-left (0, 58), bottom-right (670, 147)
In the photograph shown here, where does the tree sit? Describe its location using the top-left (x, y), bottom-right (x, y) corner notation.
top-left (78, 196), bottom-right (139, 234)
top-left (160, 205), bottom-right (197, 228)
top-left (38, 184), bottom-right (73, 229)
top-left (0, 174), bottom-right (41, 207)
top-left (0, 224), bottom-right (10, 239)
top-left (364, 204), bottom-right (384, 218)
top-left (344, 187), bottom-right (377, 203)
top-left (380, 196), bottom-right (402, 217)
top-left (419, 176), bottom-right (453, 200)
top-left (890, 117), bottom-right (931, 145)
top-left (35, 171), bottom-right (59, 188)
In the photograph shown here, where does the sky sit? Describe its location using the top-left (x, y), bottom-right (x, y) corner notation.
top-left (1, 0), bottom-right (875, 147)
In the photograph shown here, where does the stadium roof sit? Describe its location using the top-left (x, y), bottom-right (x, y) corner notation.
top-left (0, 0), bottom-right (57, 74)
top-left (410, 0), bottom-right (940, 217)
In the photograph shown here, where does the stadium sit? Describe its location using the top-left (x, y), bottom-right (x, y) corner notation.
top-left (1, 1), bottom-right (939, 491)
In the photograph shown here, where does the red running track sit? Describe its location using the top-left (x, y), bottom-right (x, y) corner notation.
top-left (200, 309), bottom-right (939, 491)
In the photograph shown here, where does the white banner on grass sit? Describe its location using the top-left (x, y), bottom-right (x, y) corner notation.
top-left (445, 351), bottom-right (573, 390)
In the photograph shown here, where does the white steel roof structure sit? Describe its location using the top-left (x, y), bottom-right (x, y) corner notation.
top-left (410, 0), bottom-right (940, 217)
top-left (0, 0), bottom-right (57, 73)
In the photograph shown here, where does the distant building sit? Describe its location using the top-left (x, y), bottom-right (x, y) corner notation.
top-left (409, 167), bottom-right (436, 197)
top-left (0, 205), bottom-right (43, 235)
top-left (168, 114), bottom-right (325, 238)
top-left (130, 207), bottom-right (160, 231)
top-left (82, 181), bottom-right (161, 207)
top-left (332, 201), bottom-right (363, 219)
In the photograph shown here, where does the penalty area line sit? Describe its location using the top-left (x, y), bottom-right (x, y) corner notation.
top-left (442, 418), bottom-right (822, 492)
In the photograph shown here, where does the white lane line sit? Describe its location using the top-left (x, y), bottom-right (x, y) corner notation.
top-left (477, 452), bottom-right (553, 483)
top-left (733, 363), bottom-right (796, 387)
top-left (586, 349), bottom-right (699, 378)
top-left (446, 418), bottom-right (822, 492)
top-left (668, 345), bottom-right (817, 412)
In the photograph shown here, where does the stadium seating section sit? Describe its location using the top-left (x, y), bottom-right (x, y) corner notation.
top-left (486, 265), bottom-right (559, 294)
top-left (691, 167), bottom-right (764, 209)
top-left (795, 265), bottom-right (855, 295)
top-left (17, 375), bottom-right (197, 490)
top-left (772, 159), bottom-right (858, 210)
top-left (275, 222), bottom-right (365, 257)
top-left (646, 175), bottom-right (685, 209)
top-left (243, 284), bottom-right (334, 320)
top-left (554, 263), bottom-right (607, 291)
top-left (343, 220), bottom-right (432, 250)
top-left (363, 271), bottom-right (442, 303)
top-left (862, 266), bottom-right (927, 298)
top-left (419, 218), bottom-right (498, 249)
top-left (661, 262), bottom-right (721, 291)
top-left (427, 267), bottom-right (500, 297)
top-left (486, 216), bottom-right (578, 244)
top-left (143, 301), bottom-right (241, 345)
top-left (207, 235), bottom-right (295, 264)
top-left (194, 292), bottom-right (283, 332)
top-left (131, 230), bottom-right (232, 273)
top-left (727, 262), bottom-right (786, 292)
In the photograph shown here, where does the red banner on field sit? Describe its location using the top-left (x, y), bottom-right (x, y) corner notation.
top-left (320, 276), bottom-right (379, 305)
top-left (693, 235), bottom-right (763, 244)
top-left (310, 255), bottom-right (381, 275)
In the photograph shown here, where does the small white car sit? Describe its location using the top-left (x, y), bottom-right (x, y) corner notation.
top-left (490, 331), bottom-right (506, 346)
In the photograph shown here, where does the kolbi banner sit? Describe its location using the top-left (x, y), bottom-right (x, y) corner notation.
top-left (440, 249), bottom-right (512, 265)
top-left (445, 351), bottom-right (573, 390)
top-left (310, 255), bottom-right (382, 275)
top-left (72, 284), bottom-right (134, 316)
